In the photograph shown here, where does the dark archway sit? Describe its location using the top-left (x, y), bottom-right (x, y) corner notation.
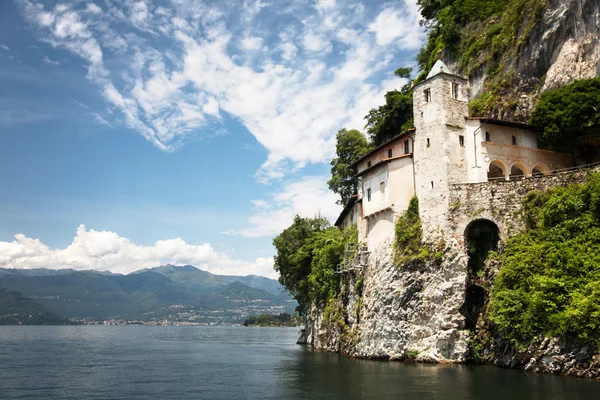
top-left (461, 219), bottom-right (500, 331)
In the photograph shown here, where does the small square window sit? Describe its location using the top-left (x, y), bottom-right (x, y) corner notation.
top-left (512, 135), bottom-right (517, 145)
top-left (424, 88), bottom-right (431, 103)
top-left (367, 188), bottom-right (371, 202)
top-left (380, 182), bottom-right (385, 194)
top-left (404, 140), bottom-right (409, 154)
top-left (388, 148), bottom-right (392, 158)
top-left (452, 82), bottom-right (459, 99)
top-left (367, 161), bottom-right (371, 167)
top-left (485, 132), bottom-right (491, 142)
top-left (459, 135), bottom-right (464, 146)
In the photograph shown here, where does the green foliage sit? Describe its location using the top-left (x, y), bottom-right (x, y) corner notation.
top-left (416, 0), bottom-right (547, 117)
top-left (274, 217), bottom-right (358, 312)
top-left (405, 349), bottom-right (420, 360)
top-left (328, 129), bottom-right (373, 205)
top-left (364, 69), bottom-right (414, 146)
top-left (395, 196), bottom-right (431, 263)
top-left (273, 216), bottom-right (331, 310)
top-left (488, 173), bottom-right (600, 347)
top-left (531, 77), bottom-right (600, 150)
top-left (242, 313), bottom-right (301, 327)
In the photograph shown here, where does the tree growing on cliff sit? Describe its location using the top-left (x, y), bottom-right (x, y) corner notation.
top-left (273, 216), bottom-right (330, 311)
top-left (328, 129), bottom-right (373, 205)
top-left (364, 68), bottom-right (414, 146)
top-left (273, 216), bottom-right (355, 312)
top-left (531, 77), bottom-right (600, 155)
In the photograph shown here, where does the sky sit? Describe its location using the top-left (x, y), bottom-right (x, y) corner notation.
top-left (0, 0), bottom-right (424, 278)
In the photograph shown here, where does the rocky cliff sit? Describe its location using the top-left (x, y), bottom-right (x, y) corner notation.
top-left (305, 237), bottom-right (470, 363)
top-left (304, 168), bottom-right (600, 378)
top-left (451, 0), bottom-right (600, 121)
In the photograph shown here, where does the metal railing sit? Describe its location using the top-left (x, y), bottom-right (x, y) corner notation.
top-left (455, 161), bottom-right (600, 185)
top-left (335, 243), bottom-right (370, 274)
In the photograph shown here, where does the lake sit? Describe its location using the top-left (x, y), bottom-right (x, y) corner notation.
top-left (0, 326), bottom-right (598, 399)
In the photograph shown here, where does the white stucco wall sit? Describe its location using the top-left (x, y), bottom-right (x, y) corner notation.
top-left (465, 120), bottom-right (573, 182)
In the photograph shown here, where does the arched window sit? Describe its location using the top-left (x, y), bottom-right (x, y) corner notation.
top-left (509, 164), bottom-right (526, 180)
top-left (487, 160), bottom-right (505, 181)
top-left (532, 164), bottom-right (549, 177)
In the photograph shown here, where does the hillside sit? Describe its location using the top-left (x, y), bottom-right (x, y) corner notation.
top-left (417, 0), bottom-right (599, 121)
top-left (0, 288), bottom-right (74, 325)
top-left (0, 266), bottom-right (296, 323)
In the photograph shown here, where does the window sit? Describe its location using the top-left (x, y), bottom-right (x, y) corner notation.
top-left (512, 135), bottom-right (517, 145)
top-left (388, 148), bottom-right (393, 158)
top-left (424, 88), bottom-right (431, 103)
top-left (452, 82), bottom-right (459, 99)
top-left (380, 182), bottom-right (385, 194)
top-left (459, 135), bottom-right (465, 146)
top-left (367, 160), bottom-right (371, 167)
top-left (404, 140), bottom-right (409, 154)
top-left (367, 188), bottom-right (371, 202)
top-left (427, 138), bottom-right (430, 147)
top-left (431, 181), bottom-right (434, 188)
top-left (485, 132), bottom-right (491, 142)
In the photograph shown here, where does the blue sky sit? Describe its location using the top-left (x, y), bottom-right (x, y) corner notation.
top-left (0, 0), bottom-right (423, 277)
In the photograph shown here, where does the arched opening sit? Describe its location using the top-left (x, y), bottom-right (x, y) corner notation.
top-left (461, 219), bottom-right (500, 331)
top-left (487, 160), bottom-right (505, 181)
top-left (509, 163), bottom-right (526, 180)
top-left (532, 164), bottom-right (548, 177)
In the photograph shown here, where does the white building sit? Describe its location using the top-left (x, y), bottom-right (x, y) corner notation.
top-left (335, 60), bottom-right (572, 250)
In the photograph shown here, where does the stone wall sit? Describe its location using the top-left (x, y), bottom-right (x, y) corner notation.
top-left (447, 167), bottom-right (600, 242)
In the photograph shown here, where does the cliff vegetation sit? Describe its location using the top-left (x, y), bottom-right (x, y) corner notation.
top-left (478, 172), bottom-right (600, 352)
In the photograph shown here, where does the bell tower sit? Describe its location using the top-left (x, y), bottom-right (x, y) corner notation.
top-left (412, 60), bottom-right (469, 239)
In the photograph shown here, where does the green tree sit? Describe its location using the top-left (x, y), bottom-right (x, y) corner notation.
top-left (328, 129), bottom-right (373, 205)
top-left (364, 68), bottom-right (414, 146)
top-left (273, 216), bottom-right (330, 311)
top-left (531, 77), bottom-right (600, 152)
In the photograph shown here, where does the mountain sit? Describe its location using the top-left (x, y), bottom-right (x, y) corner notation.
top-left (0, 266), bottom-right (296, 323)
top-left (0, 287), bottom-right (74, 325)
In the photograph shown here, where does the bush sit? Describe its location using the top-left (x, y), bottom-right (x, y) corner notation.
top-left (488, 173), bottom-right (600, 347)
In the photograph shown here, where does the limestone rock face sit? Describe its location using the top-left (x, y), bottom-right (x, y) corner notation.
top-left (462, 0), bottom-right (600, 121)
top-left (305, 238), bottom-right (470, 363)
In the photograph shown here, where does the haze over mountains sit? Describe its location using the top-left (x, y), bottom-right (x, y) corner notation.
top-left (0, 265), bottom-right (295, 323)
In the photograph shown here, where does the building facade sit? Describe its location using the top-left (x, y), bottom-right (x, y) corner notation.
top-left (334, 60), bottom-right (572, 250)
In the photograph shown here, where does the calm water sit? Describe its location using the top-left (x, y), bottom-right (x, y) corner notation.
top-left (0, 326), bottom-right (598, 399)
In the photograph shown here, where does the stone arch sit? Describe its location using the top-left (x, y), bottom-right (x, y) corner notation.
top-left (487, 160), bottom-right (506, 181)
top-left (532, 163), bottom-right (549, 177)
top-left (509, 162), bottom-right (527, 180)
top-left (461, 219), bottom-right (500, 331)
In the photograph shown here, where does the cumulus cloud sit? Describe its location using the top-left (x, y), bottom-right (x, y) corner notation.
top-left (19, 0), bottom-right (423, 180)
top-left (0, 225), bottom-right (277, 277)
top-left (223, 175), bottom-right (341, 238)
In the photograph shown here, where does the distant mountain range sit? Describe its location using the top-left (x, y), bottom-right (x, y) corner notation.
top-left (0, 265), bottom-right (296, 323)
top-left (0, 287), bottom-right (74, 325)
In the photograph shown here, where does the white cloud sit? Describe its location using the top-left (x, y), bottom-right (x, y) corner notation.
top-left (223, 175), bottom-right (341, 238)
top-left (0, 225), bottom-right (277, 277)
top-left (91, 112), bottom-right (113, 127)
top-left (19, 0), bottom-right (423, 181)
top-left (86, 3), bottom-right (103, 15)
top-left (0, 45), bottom-right (9, 50)
top-left (240, 35), bottom-right (263, 51)
top-left (42, 55), bottom-right (60, 65)
top-left (368, 1), bottom-right (422, 49)
top-left (302, 32), bottom-right (331, 53)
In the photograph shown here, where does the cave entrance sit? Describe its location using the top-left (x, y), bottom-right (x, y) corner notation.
top-left (461, 219), bottom-right (500, 331)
